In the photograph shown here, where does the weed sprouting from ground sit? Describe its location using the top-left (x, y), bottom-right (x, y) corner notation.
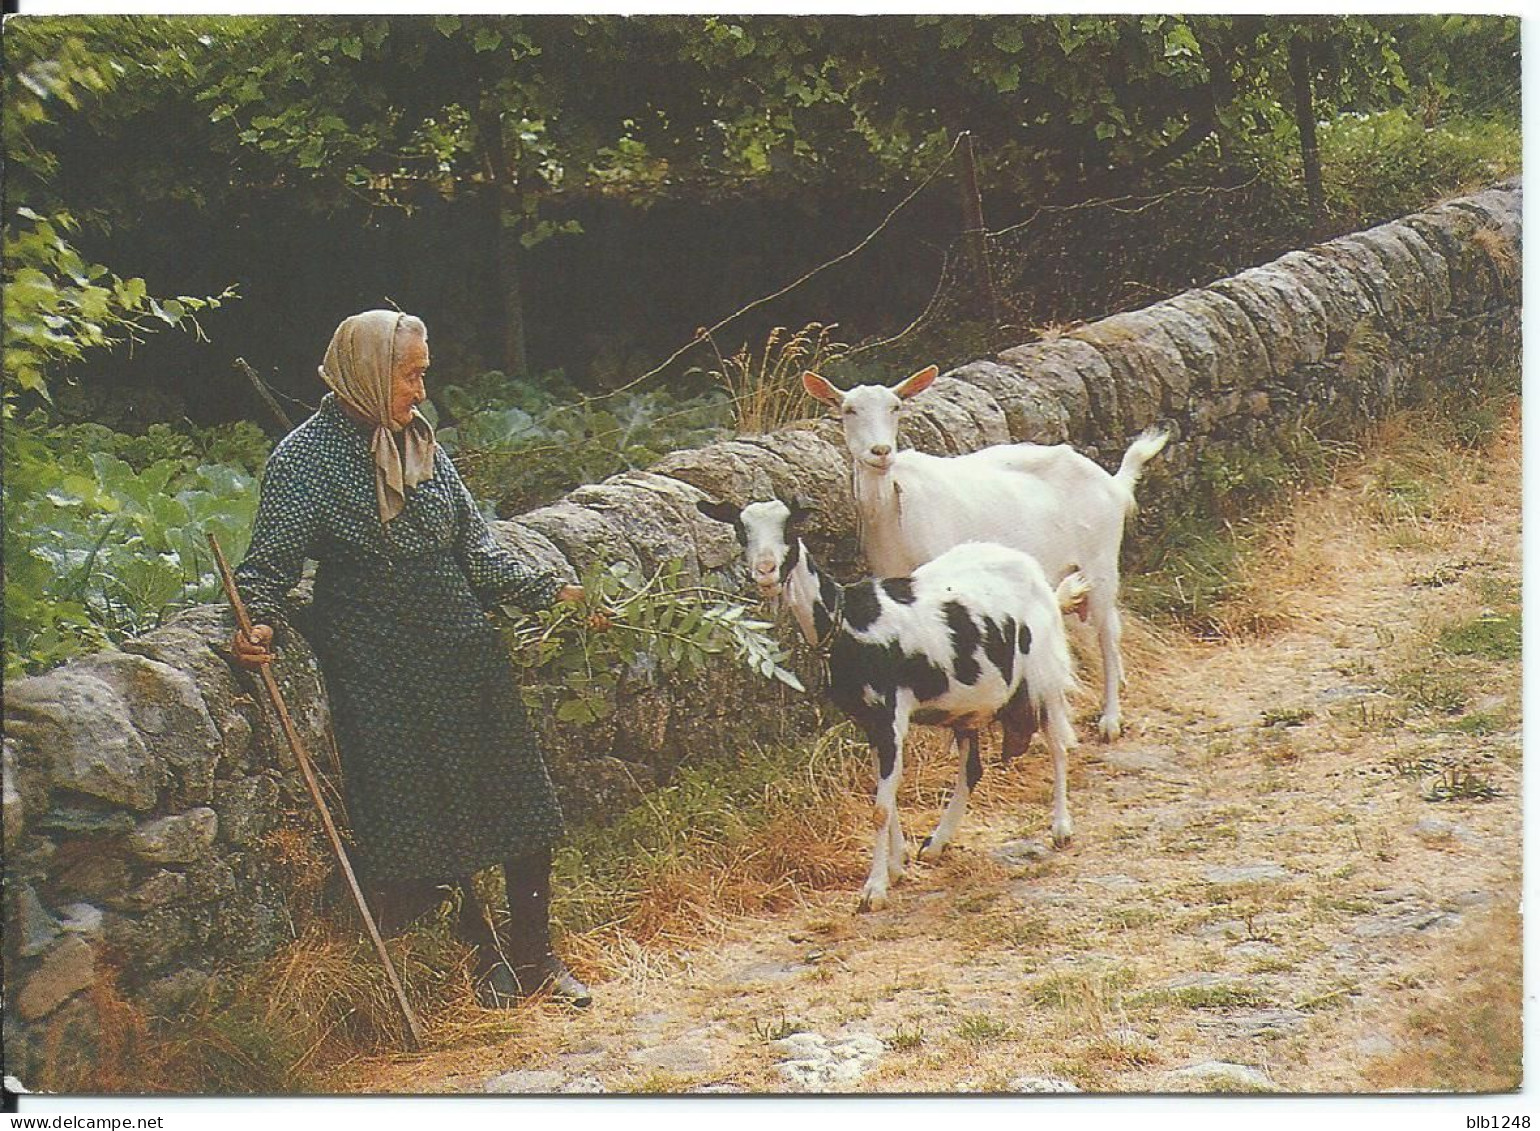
top-left (884, 1022), bottom-right (928, 1051)
top-left (953, 1013), bottom-right (1016, 1046)
top-left (1437, 611), bottom-right (1520, 662)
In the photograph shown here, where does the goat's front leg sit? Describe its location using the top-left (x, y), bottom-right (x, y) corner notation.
top-left (920, 729), bottom-right (981, 861)
top-left (859, 708), bottom-right (907, 912)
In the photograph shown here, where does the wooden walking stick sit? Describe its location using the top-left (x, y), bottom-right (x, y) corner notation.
top-left (207, 532), bottom-right (425, 1051)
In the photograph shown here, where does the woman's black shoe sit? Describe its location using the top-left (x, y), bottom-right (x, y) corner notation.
top-left (473, 960), bottom-right (524, 1009)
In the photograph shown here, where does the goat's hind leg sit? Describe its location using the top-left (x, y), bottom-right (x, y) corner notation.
top-left (920, 729), bottom-right (981, 861)
top-left (1091, 589), bottom-right (1125, 742)
top-left (1046, 692), bottom-right (1077, 847)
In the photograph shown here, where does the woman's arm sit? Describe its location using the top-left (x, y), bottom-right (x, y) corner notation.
top-left (232, 446), bottom-right (322, 655)
top-left (446, 456), bottom-right (566, 613)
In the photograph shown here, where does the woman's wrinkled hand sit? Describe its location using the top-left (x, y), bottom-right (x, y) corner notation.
top-left (556, 583), bottom-right (613, 632)
top-left (232, 624), bottom-right (276, 669)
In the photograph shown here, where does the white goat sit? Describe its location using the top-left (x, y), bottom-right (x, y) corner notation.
top-left (804, 365), bottom-right (1168, 741)
top-left (699, 498), bottom-right (1087, 912)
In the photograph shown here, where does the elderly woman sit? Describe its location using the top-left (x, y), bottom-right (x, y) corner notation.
top-left (232, 310), bottom-right (590, 1008)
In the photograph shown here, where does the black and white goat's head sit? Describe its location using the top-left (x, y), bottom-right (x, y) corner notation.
top-left (697, 497), bottom-right (812, 599)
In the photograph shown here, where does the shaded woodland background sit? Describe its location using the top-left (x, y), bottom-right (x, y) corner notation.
top-left (3, 14), bottom-right (1520, 674)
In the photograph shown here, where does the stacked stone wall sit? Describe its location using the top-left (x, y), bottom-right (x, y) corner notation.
top-left (3, 181), bottom-right (1520, 1084)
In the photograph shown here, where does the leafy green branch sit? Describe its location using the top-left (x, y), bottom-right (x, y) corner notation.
top-left (500, 558), bottom-right (804, 726)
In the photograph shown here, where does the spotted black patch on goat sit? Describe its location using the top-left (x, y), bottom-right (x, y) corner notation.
top-left (779, 536), bottom-right (802, 585)
top-left (1017, 623), bottom-right (1033, 656)
top-left (828, 635), bottom-right (950, 723)
top-left (880, 577), bottom-right (917, 605)
top-left (842, 581), bottom-right (883, 632)
top-left (981, 616), bottom-right (1016, 685)
top-left (813, 570), bottom-right (842, 640)
top-left (943, 601), bottom-right (983, 685)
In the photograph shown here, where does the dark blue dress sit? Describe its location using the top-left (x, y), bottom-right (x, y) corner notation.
top-left (235, 394), bottom-right (565, 883)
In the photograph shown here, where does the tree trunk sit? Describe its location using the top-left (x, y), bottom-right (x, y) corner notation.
top-left (479, 105), bottom-right (529, 378)
top-left (954, 132), bottom-right (1001, 326)
top-left (495, 186), bottom-right (529, 379)
top-left (1289, 34), bottom-right (1326, 236)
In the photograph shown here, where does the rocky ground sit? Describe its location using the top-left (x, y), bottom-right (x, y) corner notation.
top-left (345, 408), bottom-right (1522, 1096)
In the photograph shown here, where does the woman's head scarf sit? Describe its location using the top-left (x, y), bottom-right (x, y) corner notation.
top-left (318, 310), bottom-right (437, 524)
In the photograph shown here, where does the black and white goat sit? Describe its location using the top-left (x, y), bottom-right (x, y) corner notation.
top-left (699, 498), bottom-right (1087, 912)
top-left (803, 365), bottom-right (1169, 741)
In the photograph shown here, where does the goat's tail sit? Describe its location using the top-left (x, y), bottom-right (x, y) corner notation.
top-left (1113, 426), bottom-right (1171, 512)
top-left (1055, 570), bottom-right (1092, 620)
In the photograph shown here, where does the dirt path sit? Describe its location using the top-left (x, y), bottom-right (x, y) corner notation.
top-left (354, 409), bottom-right (1522, 1095)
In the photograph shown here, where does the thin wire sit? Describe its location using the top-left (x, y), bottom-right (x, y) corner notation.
top-left (484, 134), bottom-right (968, 462)
top-left (583, 132), bottom-right (968, 403)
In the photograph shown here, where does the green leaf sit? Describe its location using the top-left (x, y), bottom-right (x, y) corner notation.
top-left (992, 23), bottom-right (1025, 54)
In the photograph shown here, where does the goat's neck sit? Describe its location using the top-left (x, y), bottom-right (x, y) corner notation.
top-left (781, 541), bottom-right (841, 650)
top-left (852, 460), bottom-right (910, 573)
top-left (852, 459), bottom-right (903, 522)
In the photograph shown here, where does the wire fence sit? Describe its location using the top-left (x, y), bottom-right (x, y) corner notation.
top-left (389, 84), bottom-right (1521, 476)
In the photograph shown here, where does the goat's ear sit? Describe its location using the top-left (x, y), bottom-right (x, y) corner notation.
top-left (785, 499), bottom-right (814, 530)
top-left (801, 370), bottom-right (844, 407)
top-left (696, 499), bottom-right (741, 528)
top-left (892, 365), bottom-right (939, 400)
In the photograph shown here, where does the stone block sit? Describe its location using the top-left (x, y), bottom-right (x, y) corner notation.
top-left (5, 670), bottom-right (157, 810)
top-left (998, 338), bottom-right (1106, 441)
top-left (486, 520), bottom-right (573, 585)
top-left (1068, 310), bottom-right (1190, 425)
top-left (517, 500), bottom-right (643, 577)
top-left (128, 807), bottom-right (219, 865)
top-left (1162, 289), bottom-right (1270, 392)
top-left (946, 359), bottom-right (1070, 444)
top-left (74, 651), bottom-right (221, 806)
top-left (567, 479), bottom-right (707, 580)
top-left (18, 935), bottom-right (96, 1021)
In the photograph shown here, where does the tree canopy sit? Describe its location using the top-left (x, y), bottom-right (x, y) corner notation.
top-left (3, 13), bottom-right (1520, 406)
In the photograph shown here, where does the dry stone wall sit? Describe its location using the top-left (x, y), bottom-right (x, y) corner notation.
top-left (2, 181), bottom-right (1521, 1084)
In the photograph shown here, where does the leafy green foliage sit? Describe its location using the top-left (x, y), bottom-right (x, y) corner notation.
top-left (1319, 109), bottom-right (1519, 227)
top-left (431, 371), bottom-right (732, 514)
top-left (502, 558), bottom-right (802, 727)
top-left (3, 416), bottom-right (268, 677)
top-left (4, 17), bottom-right (238, 410)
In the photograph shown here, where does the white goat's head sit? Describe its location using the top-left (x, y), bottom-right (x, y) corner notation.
top-left (801, 365), bottom-right (939, 473)
top-left (697, 497), bottom-right (811, 599)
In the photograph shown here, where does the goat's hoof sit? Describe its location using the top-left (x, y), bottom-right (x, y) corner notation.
top-left (1052, 829), bottom-right (1074, 849)
top-left (857, 888), bottom-right (888, 913)
top-left (1098, 717), bottom-right (1122, 743)
top-left (918, 836), bottom-right (946, 862)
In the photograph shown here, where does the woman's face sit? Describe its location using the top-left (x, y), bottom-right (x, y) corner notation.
top-left (389, 335), bottom-right (430, 429)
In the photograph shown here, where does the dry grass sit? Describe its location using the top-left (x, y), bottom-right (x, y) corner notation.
top-left (102, 384), bottom-right (1518, 1097)
top-left (706, 322), bottom-right (849, 434)
top-left (1469, 226), bottom-right (1519, 292)
top-left (1359, 904), bottom-right (1522, 1092)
